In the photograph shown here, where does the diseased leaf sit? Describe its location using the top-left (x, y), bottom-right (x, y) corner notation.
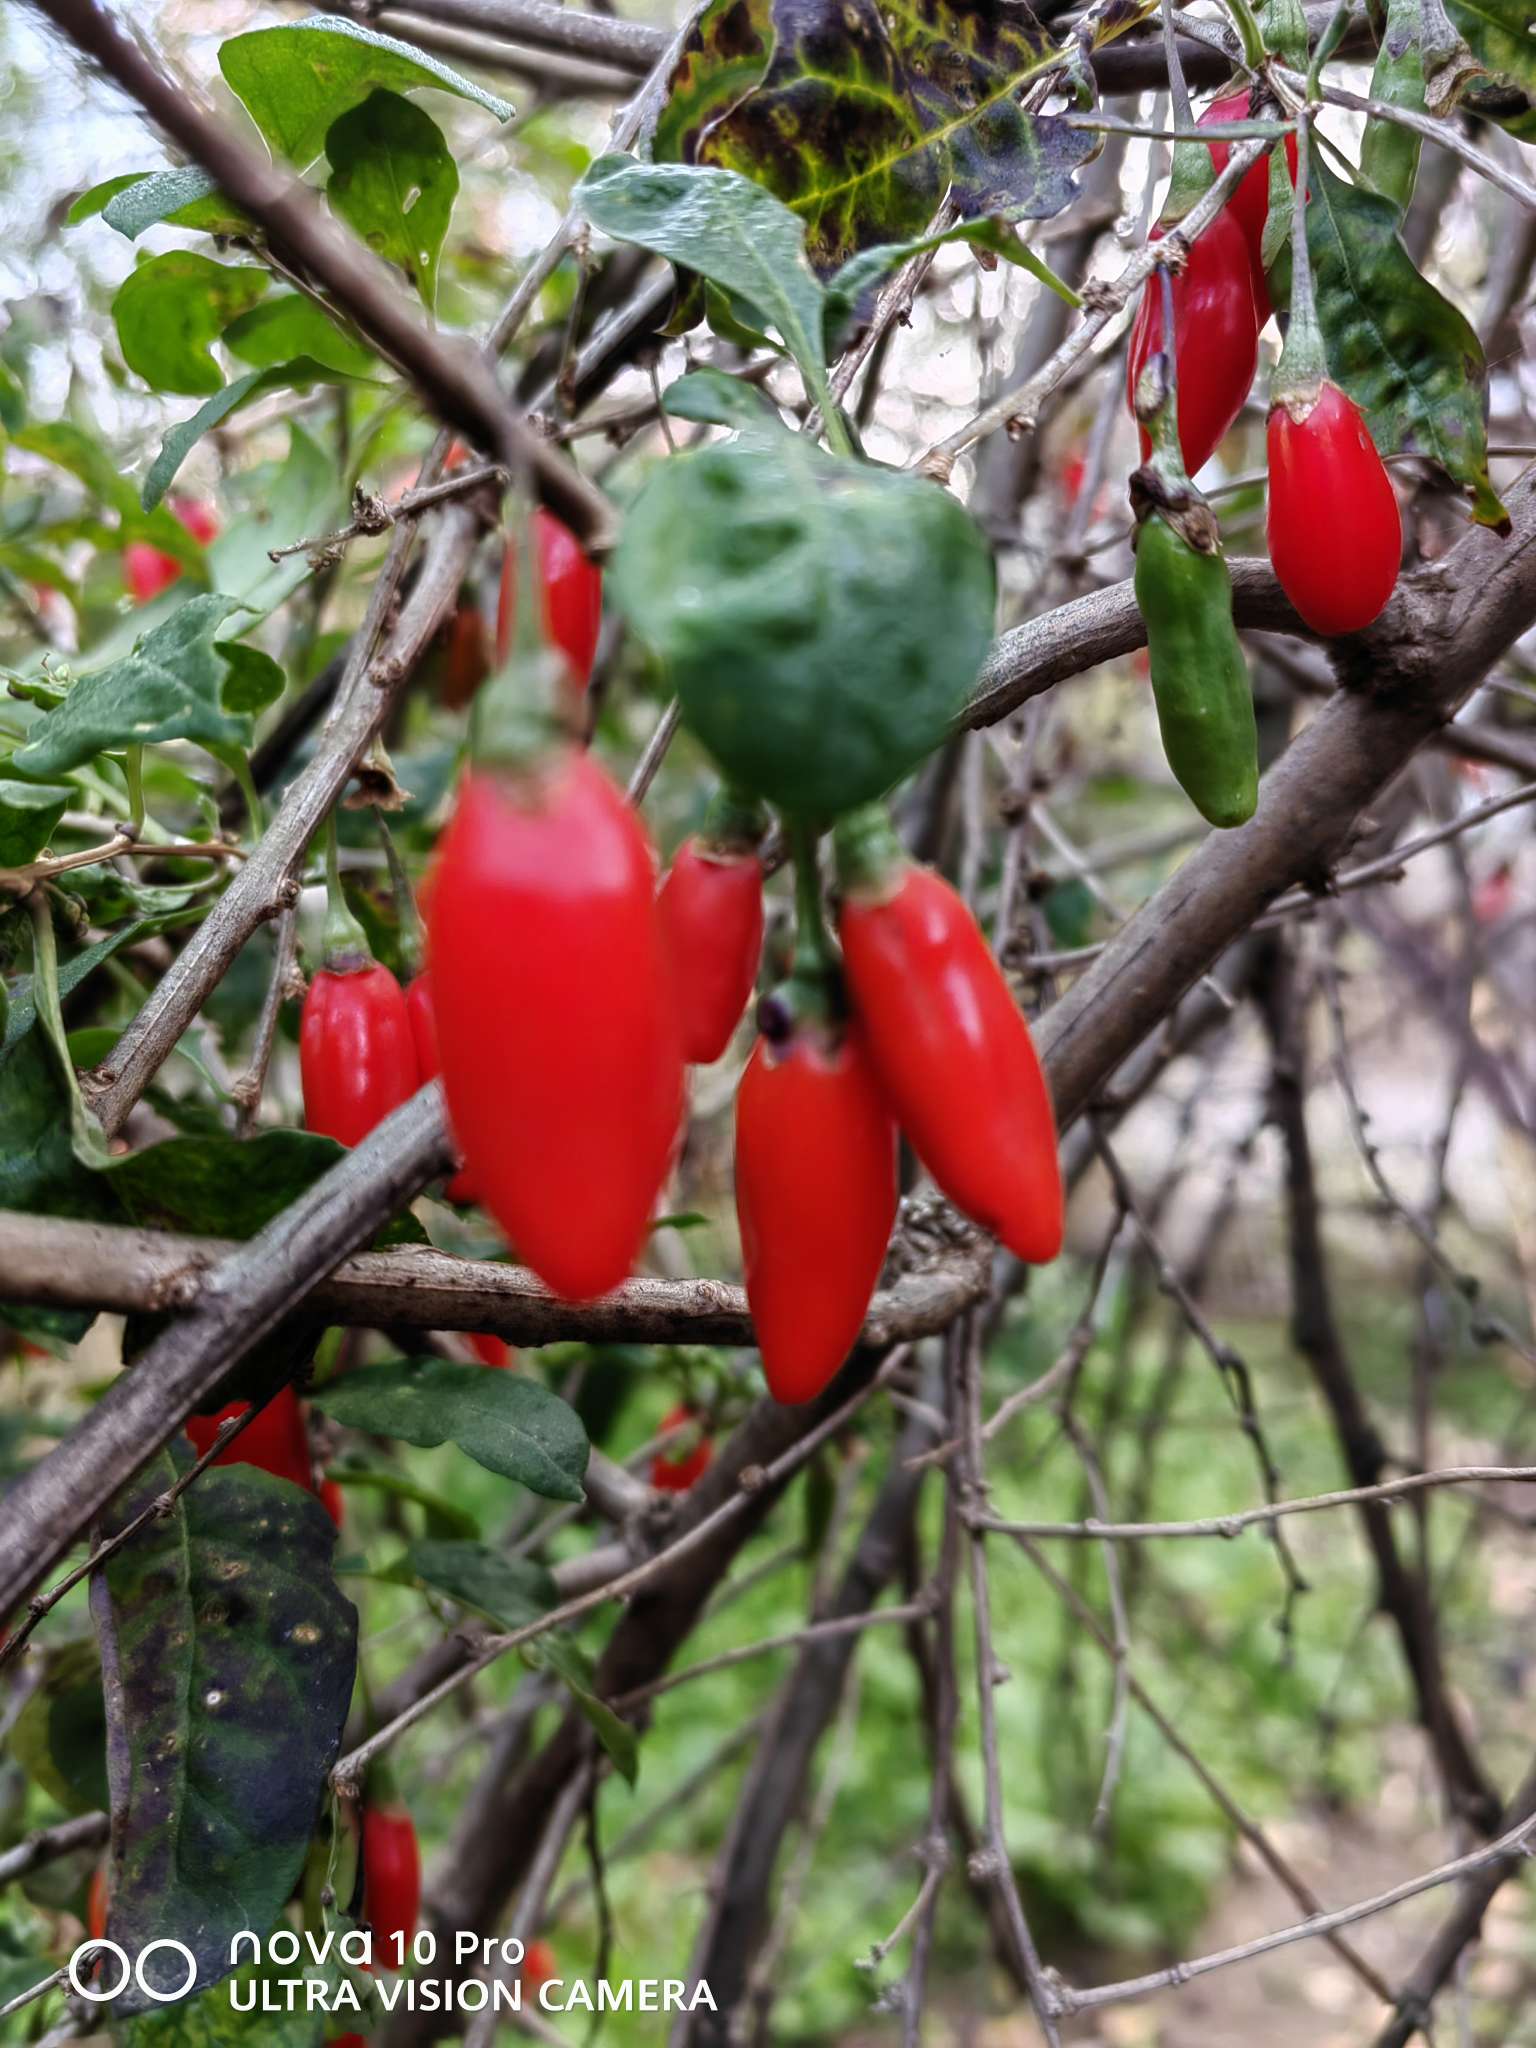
top-left (91, 1450), bottom-right (358, 2011)
top-left (326, 90), bottom-right (458, 311)
top-left (613, 429), bottom-right (996, 817)
top-left (1307, 157), bottom-right (1508, 529)
top-left (0, 776), bottom-right (71, 867)
top-left (1444, 0), bottom-right (1536, 92)
top-left (652, 0), bottom-right (1098, 275)
top-left (112, 253), bottom-right (269, 398)
top-left (311, 1360), bottom-right (590, 1503)
top-left (222, 297), bottom-right (375, 376)
top-left (102, 168), bottom-right (250, 242)
top-left (220, 15), bottom-right (513, 168)
top-left (11, 594), bottom-right (256, 776)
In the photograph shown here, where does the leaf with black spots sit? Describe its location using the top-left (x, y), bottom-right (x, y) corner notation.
top-left (91, 1449), bottom-right (357, 2013)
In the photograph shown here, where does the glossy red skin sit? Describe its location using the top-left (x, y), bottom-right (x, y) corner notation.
top-left (405, 975), bottom-right (480, 1205)
top-left (495, 510), bottom-right (603, 688)
top-left (363, 1805), bottom-right (421, 1967)
top-left (87, 1864), bottom-right (108, 1942)
top-left (1127, 212), bottom-right (1258, 477)
top-left (650, 1403), bottom-right (712, 1491)
top-left (736, 1026), bottom-right (897, 1405)
top-left (185, 1386), bottom-right (314, 1492)
top-left (1267, 383), bottom-right (1401, 635)
top-left (839, 867), bottom-right (1063, 1265)
top-left (657, 840), bottom-right (765, 1065)
top-left (1201, 93), bottom-right (1300, 319)
top-left (122, 497), bottom-right (219, 604)
top-left (301, 962), bottom-right (418, 1151)
top-left (467, 1332), bottom-right (516, 1369)
top-left (427, 756), bottom-right (683, 1303)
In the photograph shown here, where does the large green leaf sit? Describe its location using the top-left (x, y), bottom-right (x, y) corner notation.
top-left (326, 90), bottom-right (458, 311)
top-left (652, 0), bottom-right (1097, 274)
top-left (0, 776), bottom-right (71, 867)
top-left (613, 430), bottom-right (996, 817)
top-left (219, 15), bottom-right (513, 168)
top-left (0, 1022), bottom-right (117, 1219)
top-left (9, 1639), bottom-right (108, 1815)
top-left (91, 1450), bottom-right (357, 2012)
top-left (10, 594), bottom-right (257, 776)
top-left (1444, 0), bottom-right (1536, 91)
top-left (1307, 157), bottom-right (1508, 530)
top-left (112, 254), bottom-right (268, 398)
top-left (310, 1360), bottom-right (590, 1503)
top-left (222, 297), bottom-right (375, 377)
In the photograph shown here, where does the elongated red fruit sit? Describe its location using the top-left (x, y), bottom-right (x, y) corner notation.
top-left (362, 1804), bottom-right (421, 1968)
top-left (1127, 213), bottom-right (1258, 476)
top-left (658, 837), bottom-right (764, 1064)
top-left (87, 1864), bottom-right (108, 1942)
top-left (427, 754), bottom-right (682, 1302)
top-left (467, 1332), bottom-right (516, 1369)
top-left (836, 817), bottom-right (1063, 1265)
top-left (185, 1386), bottom-right (314, 1492)
top-left (1267, 381), bottom-right (1401, 636)
top-left (1200, 92), bottom-right (1300, 320)
top-left (123, 495), bottom-right (219, 604)
top-left (736, 1020), bottom-right (897, 1405)
top-left (405, 974), bottom-right (481, 1205)
top-left (650, 1404), bottom-right (712, 1491)
top-left (301, 962), bottom-right (417, 1150)
top-left (495, 510), bottom-right (603, 688)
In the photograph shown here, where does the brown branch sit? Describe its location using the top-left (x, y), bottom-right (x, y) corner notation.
top-left (0, 1211), bottom-right (990, 1348)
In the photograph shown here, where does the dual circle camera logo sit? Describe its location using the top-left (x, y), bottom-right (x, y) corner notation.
top-left (68, 1937), bottom-right (198, 2004)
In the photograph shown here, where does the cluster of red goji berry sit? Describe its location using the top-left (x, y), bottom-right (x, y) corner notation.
top-left (1126, 88), bottom-right (1401, 640)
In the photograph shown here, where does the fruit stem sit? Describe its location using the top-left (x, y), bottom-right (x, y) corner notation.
top-left (375, 808), bottom-right (423, 979)
top-left (1273, 107), bottom-right (1327, 408)
top-left (321, 814), bottom-right (372, 971)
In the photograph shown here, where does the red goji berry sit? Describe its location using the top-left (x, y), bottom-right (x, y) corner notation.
top-left (1267, 380), bottom-right (1401, 636)
top-left (495, 511), bottom-right (603, 689)
top-left (650, 1404), bottom-right (712, 1492)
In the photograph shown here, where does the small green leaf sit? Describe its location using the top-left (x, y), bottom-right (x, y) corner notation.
top-left (112, 252), bottom-right (269, 397)
top-left (577, 154), bottom-right (828, 384)
top-left (68, 173), bottom-right (145, 224)
top-left (311, 1360), bottom-right (590, 1503)
top-left (613, 431), bottom-right (996, 817)
top-left (0, 776), bottom-right (71, 867)
top-left (662, 367), bottom-right (781, 429)
top-left (0, 359), bottom-right (23, 432)
top-left (11, 593), bottom-right (255, 776)
top-left (4, 916), bottom-right (189, 1052)
top-left (392, 1538), bottom-right (558, 1628)
top-left (217, 641), bottom-right (286, 715)
top-left (823, 217), bottom-right (1078, 355)
top-left (396, 1541), bottom-right (637, 1782)
top-left (222, 296), bottom-right (375, 376)
top-left (1307, 157), bottom-right (1508, 530)
top-left (326, 90), bottom-right (458, 311)
top-left (143, 361), bottom-right (359, 511)
top-left (92, 1450), bottom-right (358, 2012)
top-left (102, 167), bottom-right (250, 241)
top-left (220, 15), bottom-right (513, 168)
